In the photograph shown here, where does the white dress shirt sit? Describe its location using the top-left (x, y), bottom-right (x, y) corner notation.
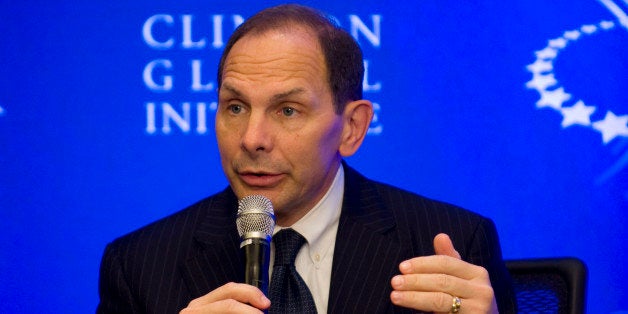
top-left (270, 164), bottom-right (344, 314)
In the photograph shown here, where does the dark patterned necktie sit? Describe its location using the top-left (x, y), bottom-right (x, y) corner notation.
top-left (268, 229), bottom-right (317, 314)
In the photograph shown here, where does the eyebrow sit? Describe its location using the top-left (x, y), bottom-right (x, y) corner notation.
top-left (270, 87), bottom-right (306, 102)
top-left (220, 83), bottom-right (243, 97)
top-left (220, 83), bottom-right (305, 102)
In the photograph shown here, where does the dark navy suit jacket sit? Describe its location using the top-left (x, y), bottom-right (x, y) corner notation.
top-left (98, 165), bottom-right (517, 313)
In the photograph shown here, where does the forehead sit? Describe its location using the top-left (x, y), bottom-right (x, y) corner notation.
top-left (221, 26), bottom-right (328, 86)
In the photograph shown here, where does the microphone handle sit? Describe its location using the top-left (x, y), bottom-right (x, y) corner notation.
top-left (242, 237), bottom-right (270, 295)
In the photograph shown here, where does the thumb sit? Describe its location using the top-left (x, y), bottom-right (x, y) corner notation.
top-left (433, 233), bottom-right (461, 259)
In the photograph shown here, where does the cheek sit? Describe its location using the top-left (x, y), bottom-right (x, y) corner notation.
top-left (285, 133), bottom-right (331, 166)
top-left (316, 122), bottom-right (344, 155)
top-left (216, 132), bottom-right (238, 165)
top-left (215, 117), bottom-right (240, 147)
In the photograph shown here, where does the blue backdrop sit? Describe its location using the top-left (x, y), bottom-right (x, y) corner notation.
top-left (1, 0), bottom-right (626, 312)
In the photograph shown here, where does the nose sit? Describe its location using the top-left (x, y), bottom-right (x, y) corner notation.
top-left (241, 111), bottom-right (273, 155)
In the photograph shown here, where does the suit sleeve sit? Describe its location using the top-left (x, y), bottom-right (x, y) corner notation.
top-left (465, 218), bottom-right (517, 314)
top-left (97, 243), bottom-right (142, 314)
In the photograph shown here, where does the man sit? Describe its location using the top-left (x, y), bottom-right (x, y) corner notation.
top-left (98, 4), bottom-right (516, 313)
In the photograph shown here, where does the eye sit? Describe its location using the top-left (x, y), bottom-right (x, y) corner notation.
top-left (281, 107), bottom-right (295, 116)
top-left (228, 104), bottom-right (243, 114)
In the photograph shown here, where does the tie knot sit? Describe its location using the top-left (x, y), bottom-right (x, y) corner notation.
top-left (273, 229), bottom-right (306, 266)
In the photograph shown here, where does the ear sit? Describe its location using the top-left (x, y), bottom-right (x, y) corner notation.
top-left (339, 99), bottom-right (374, 157)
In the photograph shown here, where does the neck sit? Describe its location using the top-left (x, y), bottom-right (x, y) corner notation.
top-left (275, 161), bottom-right (343, 227)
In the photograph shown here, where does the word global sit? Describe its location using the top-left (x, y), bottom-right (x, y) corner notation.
top-left (143, 59), bottom-right (381, 94)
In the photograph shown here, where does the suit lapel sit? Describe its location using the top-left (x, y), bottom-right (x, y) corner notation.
top-left (328, 165), bottom-right (413, 313)
top-left (179, 189), bottom-right (244, 299)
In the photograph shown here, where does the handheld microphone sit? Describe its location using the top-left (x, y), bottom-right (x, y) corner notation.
top-left (236, 195), bottom-right (276, 295)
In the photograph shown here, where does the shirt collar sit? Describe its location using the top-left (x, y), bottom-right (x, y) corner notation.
top-left (274, 164), bottom-right (344, 250)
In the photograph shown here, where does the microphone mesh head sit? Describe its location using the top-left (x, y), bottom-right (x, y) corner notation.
top-left (236, 195), bottom-right (276, 240)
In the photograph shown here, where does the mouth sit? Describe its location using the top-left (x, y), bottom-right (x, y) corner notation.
top-left (237, 171), bottom-right (285, 188)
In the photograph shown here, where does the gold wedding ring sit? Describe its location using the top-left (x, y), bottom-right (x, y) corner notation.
top-left (451, 296), bottom-right (461, 313)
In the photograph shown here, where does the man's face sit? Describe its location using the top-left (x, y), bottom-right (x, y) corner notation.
top-left (216, 27), bottom-right (345, 226)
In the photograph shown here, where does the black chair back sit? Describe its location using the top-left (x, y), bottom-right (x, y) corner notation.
top-left (506, 257), bottom-right (587, 314)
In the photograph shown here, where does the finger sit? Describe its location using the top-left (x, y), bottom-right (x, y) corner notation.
top-left (185, 282), bottom-right (270, 309)
top-left (433, 233), bottom-right (461, 259)
top-left (399, 255), bottom-right (488, 281)
top-left (181, 299), bottom-right (266, 314)
top-left (390, 290), bottom-right (457, 313)
top-left (391, 290), bottom-right (494, 314)
top-left (391, 273), bottom-right (474, 298)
